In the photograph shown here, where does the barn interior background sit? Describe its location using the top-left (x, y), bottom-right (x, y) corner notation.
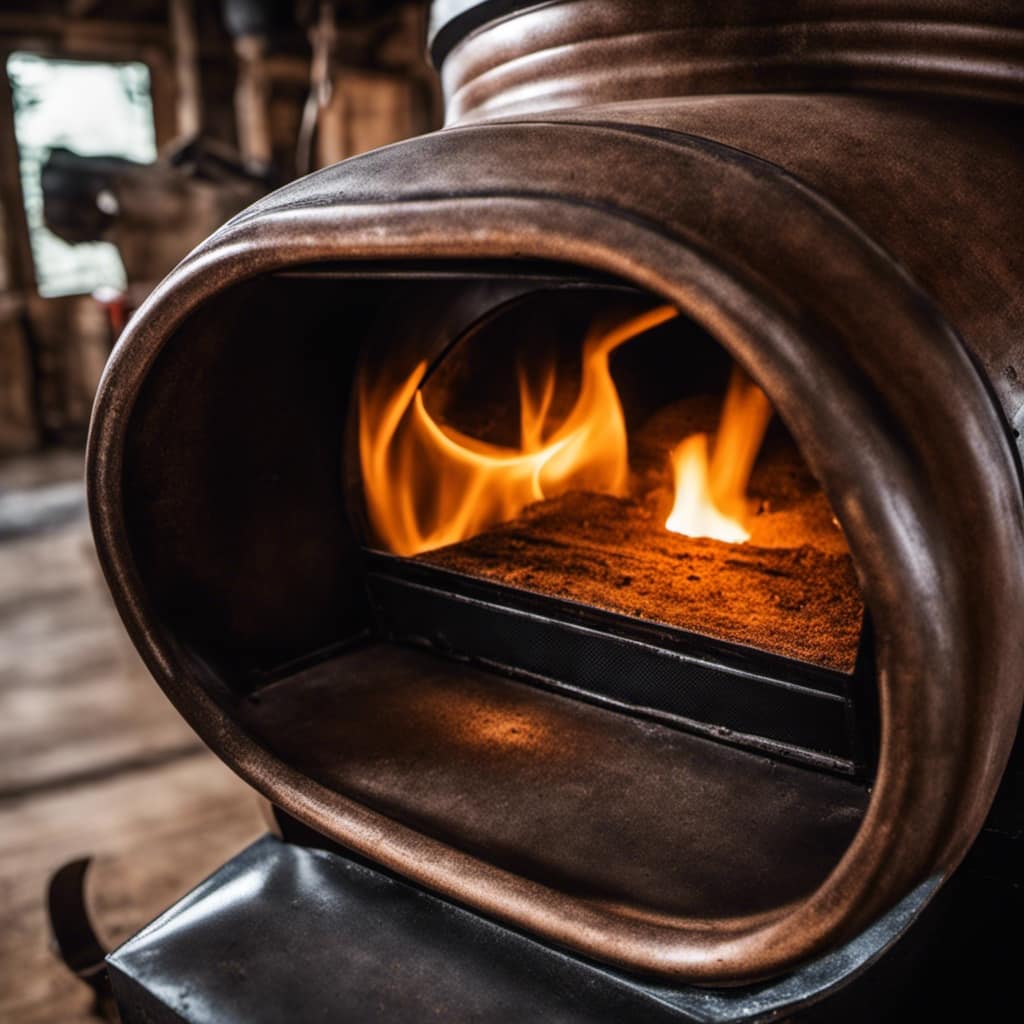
top-left (0, 3), bottom-right (435, 1020)
top-left (2, 1), bottom-right (1023, 1021)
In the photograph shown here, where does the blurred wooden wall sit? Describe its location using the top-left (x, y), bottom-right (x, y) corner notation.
top-left (0, 0), bottom-right (437, 457)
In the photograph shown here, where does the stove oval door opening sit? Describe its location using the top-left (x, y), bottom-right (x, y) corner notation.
top-left (89, 136), bottom-right (1024, 987)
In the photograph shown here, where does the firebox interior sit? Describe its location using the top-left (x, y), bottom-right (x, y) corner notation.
top-left (122, 261), bottom-right (875, 931)
top-left (374, 287), bottom-right (863, 673)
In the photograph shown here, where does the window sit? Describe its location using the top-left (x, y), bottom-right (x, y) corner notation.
top-left (6, 52), bottom-right (156, 298)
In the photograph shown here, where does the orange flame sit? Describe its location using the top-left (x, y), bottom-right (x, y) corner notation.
top-left (665, 367), bottom-right (772, 543)
top-left (359, 305), bottom-right (679, 556)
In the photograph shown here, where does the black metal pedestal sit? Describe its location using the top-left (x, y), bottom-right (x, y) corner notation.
top-left (106, 834), bottom-right (938, 1024)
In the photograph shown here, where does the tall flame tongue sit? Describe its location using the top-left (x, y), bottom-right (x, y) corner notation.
top-left (665, 367), bottom-right (772, 543)
top-left (359, 305), bottom-right (678, 556)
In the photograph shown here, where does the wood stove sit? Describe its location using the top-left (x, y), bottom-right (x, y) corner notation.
top-left (86, 0), bottom-right (1024, 1015)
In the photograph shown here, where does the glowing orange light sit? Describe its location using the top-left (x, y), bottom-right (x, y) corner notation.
top-left (359, 306), bottom-right (771, 555)
top-left (664, 367), bottom-right (772, 543)
top-left (359, 306), bottom-right (678, 556)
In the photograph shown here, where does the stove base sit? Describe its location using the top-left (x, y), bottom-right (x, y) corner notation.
top-left (106, 834), bottom-right (934, 1024)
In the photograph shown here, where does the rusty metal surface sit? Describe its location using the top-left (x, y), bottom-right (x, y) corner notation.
top-left (87, 0), bottom-right (1024, 986)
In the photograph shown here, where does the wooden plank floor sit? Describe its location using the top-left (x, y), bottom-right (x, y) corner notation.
top-left (0, 451), bottom-right (265, 1023)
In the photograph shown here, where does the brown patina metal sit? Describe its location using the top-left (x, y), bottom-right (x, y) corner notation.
top-left (87, 1), bottom-right (1024, 985)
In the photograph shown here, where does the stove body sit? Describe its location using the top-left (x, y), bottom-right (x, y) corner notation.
top-left (88, 1), bottom-right (1024, 1018)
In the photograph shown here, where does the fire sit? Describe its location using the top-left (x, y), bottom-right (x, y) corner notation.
top-left (359, 304), bottom-right (771, 556)
top-left (359, 305), bottom-right (678, 556)
top-left (665, 367), bottom-right (772, 543)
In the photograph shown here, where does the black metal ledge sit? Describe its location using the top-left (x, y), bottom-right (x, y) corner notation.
top-left (365, 552), bottom-right (866, 770)
top-left (107, 834), bottom-right (937, 1024)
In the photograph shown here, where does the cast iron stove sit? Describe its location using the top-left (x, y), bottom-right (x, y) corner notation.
top-left (72, 1), bottom-right (1024, 1020)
